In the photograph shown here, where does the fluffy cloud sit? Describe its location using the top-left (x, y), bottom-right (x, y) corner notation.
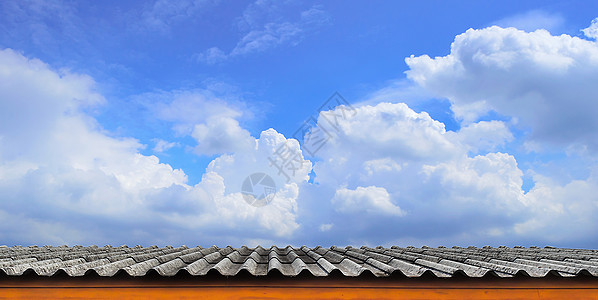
top-left (0, 48), bottom-right (307, 245)
top-left (405, 25), bottom-right (598, 153)
top-left (299, 92), bottom-right (593, 246)
top-left (139, 127), bottom-right (311, 240)
top-left (4, 18), bottom-right (598, 248)
top-left (518, 169), bottom-right (598, 243)
top-left (397, 21), bottom-right (598, 246)
top-left (298, 102), bottom-right (528, 244)
top-left (332, 186), bottom-right (404, 216)
top-left (448, 121), bottom-right (514, 153)
top-left (191, 117), bottom-right (254, 156)
top-left (143, 89), bottom-right (254, 156)
top-left (195, 128), bottom-right (312, 236)
top-left (583, 17), bottom-right (598, 40)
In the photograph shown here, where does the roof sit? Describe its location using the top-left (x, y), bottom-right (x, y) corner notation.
top-left (1, 245), bottom-right (598, 278)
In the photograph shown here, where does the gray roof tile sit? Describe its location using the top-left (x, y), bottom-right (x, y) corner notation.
top-left (123, 258), bottom-right (161, 277)
top-left (1, 245), bottom-right (598, 278)
top-left (153, 258), bottom-right (186, 276)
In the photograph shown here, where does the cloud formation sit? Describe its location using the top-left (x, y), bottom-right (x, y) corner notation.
top-left (405, 26), bottom-right (598, 153)
top-left (3, 17), bottom-right (598, 248)
top-left (300, 102), bottom-right (525, 244)
top-left (139, 0), bottom-right (216, 33)
top-left (332, 186), bottom-right (404, 216)
top-left (583, 17), bottom-right (598, 40)
top-left (398, 21), bottom-right (598, 246)
top-left (0, 49), bottom-right (308, 246)
top-left (492, 10), bottom-right (564, 33)
top-left (196, 2), bottom-right (329, 64)
top-left (141, 89), bottom-right (254, 156)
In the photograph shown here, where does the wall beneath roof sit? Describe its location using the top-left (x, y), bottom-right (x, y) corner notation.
top-left (0, 276), bottom-right (597, 299)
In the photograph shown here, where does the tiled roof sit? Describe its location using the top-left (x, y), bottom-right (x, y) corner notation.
top-left (1, 245), bottom-right (598, 278)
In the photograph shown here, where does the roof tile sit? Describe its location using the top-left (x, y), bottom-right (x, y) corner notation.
top-left (0, 245), bottom-right (597, 278)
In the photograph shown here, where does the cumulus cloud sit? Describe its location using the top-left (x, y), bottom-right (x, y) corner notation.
top-left (0, 48), bottom-right (307, 245)
top-left (206, 129), bottom-right (311, 193)
top-left (195, 128), bottom-right (312, 236)
top-left (332, 186), bottom-right (404, 216)
top-left (0, 49), bottom-right (187, 234)
top-left (297, 102), bottom-right (529, 243)
top-left (191, 117), bottom-right (254, 156)
top-left (296, 94), bottom-right (593, 246)
top-left (583, 17), bottom-right (598, 40)
top-left (517, 169), bottom-right (598, 243)
top-left (5, 17), bottom-right (598, 248)
top-left (140, 127), bottom-right (312, 239)
top-left (394, 20), bottom-right (598, 246)
top-left (448, 121), bottom-right (514, 153)
top-left (140, 88), bottom-right (254, 156)
top-left (405, 26), bottom-right (598, 152)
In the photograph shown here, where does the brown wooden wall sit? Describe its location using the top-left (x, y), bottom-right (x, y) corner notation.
top-left (1, 274), bottom-right (597, 299)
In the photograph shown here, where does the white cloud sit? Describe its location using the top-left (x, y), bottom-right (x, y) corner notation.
top-left (235, 0), bottom-right (289, 30)
top-left (191, 117), bottom-right (254, 156)
top-left (303, 102), bottom-right (528, 242)
top-left (0, 49), bottom-right (188, 216)
top-left (141, 88), bottom-right (255, 156)
top-left (358, 79), bottom-right (435, 107)
top-left (516, 168), bottom-right (598, 243)
top-left (152, 139), bottom-right (178, 153)
top-left (405, 26), bottom-right (598, 152)
top-left (139, 0), bottom-right (215, 33)
top-left (317, 102), bottom-right (458, 161)
top-left (362, 158), bottom-right (402, 177)
top-left (167, 128), bottom-right (312, 237)
top-left (229, 22), bottom-right (303, 57)
top-left (232, 5), bottom-right (329, 58)
top-left (583, 17), bottom-right (598, 40)
top-left (332, 186), bottom-right (404, 216)
top-left (0, 1), bottom-right (83, 51)
top-left (5, 17), bottom-right (598, 248)
top-left (150, 89), bottom-right (245, 133)
top-left (299, 96), bottom-right (596, 246)
top-left (448, 120), bottom-right (514, 153)
top-left (196, 47), bottom-right (227, 65)
top-left (197, 3), bottom-right (329, 64)
top-left (206, 128), bottom-right (311, 192)
top-left (420, 152), bottom-right (525, 214)
top-left (319, 223), bottom-right (333, 232)
top-left (395, 21), bottom-right (598, 246)
top-left (492, 10), bottom-right (564, 33)
top-left (0, 48), bottom-right (308, 245)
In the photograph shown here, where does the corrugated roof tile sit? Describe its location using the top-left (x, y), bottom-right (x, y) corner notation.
top-left (123, 258), bottom-right (161, 277)
top-left (153, 258), bottom-right (186, 276)
top-left (94, 258), bottom-right (136, 276)
top-left (63, 258), bottom-right (111, 276)
top-left (0, 245), bottom-right (597, 278)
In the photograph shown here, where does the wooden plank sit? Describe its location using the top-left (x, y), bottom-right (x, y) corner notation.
top-left (1, 287), bottom-right (598, 299)
top-left (3, 275), bottom-right (598, 289)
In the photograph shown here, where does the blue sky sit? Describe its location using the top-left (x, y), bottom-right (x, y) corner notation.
top-left (1, 0), bottom-right (598, 248)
